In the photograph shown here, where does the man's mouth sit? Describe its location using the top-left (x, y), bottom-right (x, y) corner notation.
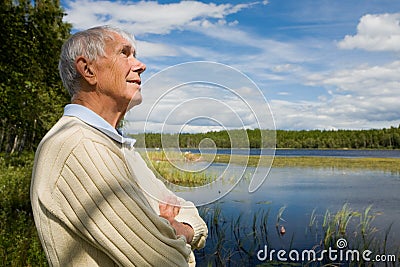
top-left (127, 79), bottom-right (141, 85)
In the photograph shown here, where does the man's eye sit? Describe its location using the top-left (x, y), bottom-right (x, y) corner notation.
top-left (121, 48), bottom-right (130, 57)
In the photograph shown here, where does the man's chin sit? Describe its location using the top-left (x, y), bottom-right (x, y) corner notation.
top-left (127, 95), bottom-right (142, 111)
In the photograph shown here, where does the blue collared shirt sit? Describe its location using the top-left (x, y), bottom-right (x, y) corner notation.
top-left (63, 104), bottom-right (136, 148)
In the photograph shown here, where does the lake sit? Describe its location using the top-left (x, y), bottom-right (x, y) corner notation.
top-left (166, 150), bottom-right (400, 266)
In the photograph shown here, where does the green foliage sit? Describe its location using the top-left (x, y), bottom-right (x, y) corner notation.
top-left (0, 152), bottom-right (47, 266)
top-left (0, 0), bottom-right (71, 154)
top-left (0, 155), bottom-right (32, 214)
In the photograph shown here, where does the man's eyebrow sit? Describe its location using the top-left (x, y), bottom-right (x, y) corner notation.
top-left (120, 44), bottom-right (131, 51)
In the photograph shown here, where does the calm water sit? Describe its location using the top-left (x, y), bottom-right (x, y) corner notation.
top-left (172, 163), bottom-right (400, 266)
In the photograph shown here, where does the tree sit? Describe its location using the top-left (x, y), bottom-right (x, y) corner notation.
top-left (0, 0), bottom-right (71, 153)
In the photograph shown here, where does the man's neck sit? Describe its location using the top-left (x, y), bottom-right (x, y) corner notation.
top-left (72, 93), bottom-right (124, 128)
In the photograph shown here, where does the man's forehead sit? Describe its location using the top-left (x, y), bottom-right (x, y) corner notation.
top-left (105, 32), bottom-right (135, 50)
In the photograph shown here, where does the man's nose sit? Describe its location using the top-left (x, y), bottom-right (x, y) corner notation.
top-left (131, 58), bottom-right (146, 74)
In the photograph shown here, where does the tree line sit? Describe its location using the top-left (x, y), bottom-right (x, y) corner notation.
top-left (130, 126), bottom-right (400, 149)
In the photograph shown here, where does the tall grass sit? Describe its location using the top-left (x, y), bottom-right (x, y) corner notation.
top-left (150, 160), bottom-right (216, 186)
top-left (0, 152), bottom-right (47, 266)
top-left (143, 150), bottom-right (217, 186)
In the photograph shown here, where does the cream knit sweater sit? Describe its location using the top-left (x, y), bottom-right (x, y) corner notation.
top-left (31, 116), bottom-right (207, 266)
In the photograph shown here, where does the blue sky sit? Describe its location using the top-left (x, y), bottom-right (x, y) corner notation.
top-left (61, 0), bottom-right (400, 132)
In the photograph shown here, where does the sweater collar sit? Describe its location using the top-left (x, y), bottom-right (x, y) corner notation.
top-left (63, 104), bottom-right (136, 148)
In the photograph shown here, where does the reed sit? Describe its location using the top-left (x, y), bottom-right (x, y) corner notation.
top-left (276, 205), bottom-right (286, 227)
top-left (142, 151), bottom-right (217, 186)
top-left (308, 208), bottom-right (317, 229)
top-left (319, 203), bottom-right (361, 248)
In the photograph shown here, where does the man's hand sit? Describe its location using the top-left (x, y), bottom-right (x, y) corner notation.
top-left (159, 199), bottom-right (180, 223)
top-left (159, 198), bottom-right (194, 244)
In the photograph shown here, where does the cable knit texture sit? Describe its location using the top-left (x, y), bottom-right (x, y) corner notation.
top-left (31, 116), bottom-right (207, 266)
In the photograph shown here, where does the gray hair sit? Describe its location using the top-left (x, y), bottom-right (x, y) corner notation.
top-left (59, 25), bottom-right (136, 97)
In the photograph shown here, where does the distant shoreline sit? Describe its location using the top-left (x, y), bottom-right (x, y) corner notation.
top-left (209, 154), bottom-right (400, 173)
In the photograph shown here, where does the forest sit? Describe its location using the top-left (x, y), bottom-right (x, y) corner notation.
top-left (0, 0), bottom-right (71, 155)
top-left (130, 126), bottom-right (400, 149)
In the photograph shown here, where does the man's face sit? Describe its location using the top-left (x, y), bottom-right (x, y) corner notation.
top-left (94, 32), bottom-right (146, 110)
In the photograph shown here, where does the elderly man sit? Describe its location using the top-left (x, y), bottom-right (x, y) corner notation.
top-left (30, 25), bottom-right (207, 266)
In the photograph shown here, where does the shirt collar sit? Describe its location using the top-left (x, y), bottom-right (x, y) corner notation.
top-left (63, 104), bottom-right (136, 148)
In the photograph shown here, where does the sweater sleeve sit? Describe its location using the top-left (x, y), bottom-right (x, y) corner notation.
top-left (55, 138), bottom-right (191, 267)
top-left (124, 149), bottom-right (208, 250)
top-left (174, 200), bottom-right (208, 250)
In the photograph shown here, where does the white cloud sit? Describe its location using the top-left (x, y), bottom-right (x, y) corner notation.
top-left (338, 13), bottom-right (400, 52)
top-left (272, 64), bottom-right (302, 73)
top-left (271, 96), bottom-right (400, 130)
top-left (135, 40), bottom-right (178, 58)
top-left (308, 61), bottom-right (400, 96)
top-left (281, 60), bottom-right (400, 130)
top-left (277, 92), bottom-right (290, 96)
top-left (64, 0), bottom-right (264, 35)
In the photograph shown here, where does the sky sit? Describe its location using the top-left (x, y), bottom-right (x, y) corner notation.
top-left (60, 0), bottom-right (400, 132)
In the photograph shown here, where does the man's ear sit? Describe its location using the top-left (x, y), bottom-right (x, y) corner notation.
top-left (75, 56), bottom-right (97, 86)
